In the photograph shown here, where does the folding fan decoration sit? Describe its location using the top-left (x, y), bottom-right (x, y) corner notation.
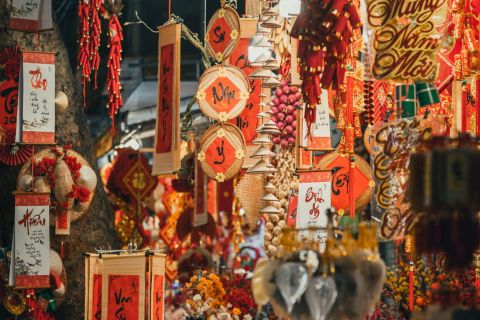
top-left (152, 22), bottom-right (181, 176)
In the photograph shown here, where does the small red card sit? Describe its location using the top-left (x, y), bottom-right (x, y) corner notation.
top-left (152, 275), bottom-right (164, 320)
top-left (107, 275), bottom-right (140, 320)
top-left (92, 274), bottom-right (102, 320)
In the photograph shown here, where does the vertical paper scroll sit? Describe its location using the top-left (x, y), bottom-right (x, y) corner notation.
top-left (153, 23), bottom-right (181, 176)
top-left (229, 18), bottom-right (261, 168)
top-left (302, 90), bottom-right (332, 150)
top-left (149, 254), bottom-right (166, 320)
top-left (9, 0), bottom-right (52, 32)
top-left (11, 192), bottom-right (50, 288)
top-left (295, 107), bottom-right (313, 169)
top-left (296, 171), bottom-right (332, 247)
top-left (193, 160), bottom-right (208, 227)
top-left (85, 254), bottom-right (103, 320)
top-left (16, 51), bottom-right (55, 144)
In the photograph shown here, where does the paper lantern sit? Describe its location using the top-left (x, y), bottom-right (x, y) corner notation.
top-left (85, 253), bottom-right (166, 320)
top-left (197, 123), bottom-right (246, 182)
top-left (196, 65), bottom-right (250, 121)
top-left (205, 6), bottom-right (241, 62)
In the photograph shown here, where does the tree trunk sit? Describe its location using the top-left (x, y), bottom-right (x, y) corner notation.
top-left (0, 1), bottom-right (118, 319)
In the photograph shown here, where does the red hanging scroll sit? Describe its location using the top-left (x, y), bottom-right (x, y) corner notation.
top-left (153, 23), bottom-right (181, 176)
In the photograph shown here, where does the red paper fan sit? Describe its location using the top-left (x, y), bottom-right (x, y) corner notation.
top-left (0, 46), bottom-right (20, 80)
top-left (0, 144), bottom-right (34, 166)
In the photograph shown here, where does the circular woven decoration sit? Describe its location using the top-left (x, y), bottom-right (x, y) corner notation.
top-left (17, 148), bottom-right (96, 225)
top-left (205, 6), bottom-right (241, 62)
top-left (316, 152), bottom-right (374, 215)
top-left (196, 65), bottom-right (250, 121)
top-left (197, 123), bottom-right (246, 182)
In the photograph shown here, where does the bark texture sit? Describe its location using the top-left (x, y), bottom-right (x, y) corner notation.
top-left (0, 1), bottom-right (118, 319)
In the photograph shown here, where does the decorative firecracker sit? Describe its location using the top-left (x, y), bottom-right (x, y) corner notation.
top-left (291, 0), bottom-right (361, 126)
top-left (270, 81), bottom-right (301, 148)
top-left (77, 0), bottom-right (124, 129)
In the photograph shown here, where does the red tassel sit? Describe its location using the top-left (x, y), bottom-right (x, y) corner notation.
top-left (476, 78), bottom-right (480, 135)
top-left (349, 155), bottom-right (355, 218)
top-left (409, 260), bottom-right (415, 311)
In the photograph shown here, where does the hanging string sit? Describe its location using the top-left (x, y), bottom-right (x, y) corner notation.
top-left (124, 11), bottom-right (159, 33)
top-left (168, 0), bottom-right (172, 18)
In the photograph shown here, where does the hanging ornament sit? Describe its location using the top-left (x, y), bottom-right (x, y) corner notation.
top-left (274, 262), bottom-right (309, 314)
top-left (105, 9), bottom-right (123, 126)
top-left (77, 0), bottom-right (123, 129)
top-left (197, 123), bottom-right (246, 182)
top-left (305, 276), bottom-right (338, 320)
top-left (205, 5), bottom-right (241, 63)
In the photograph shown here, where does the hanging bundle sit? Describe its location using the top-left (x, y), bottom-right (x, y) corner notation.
top-left (77, 0), bottom-right (123, 129)
top-left (105, 12), bottom-right (123, 127)
top-left (78, 0), bottom-right (91, 104)
top-left (291, 0), bottom-right (361, 128)
top-left (89, 0), bottom-right (103, 89)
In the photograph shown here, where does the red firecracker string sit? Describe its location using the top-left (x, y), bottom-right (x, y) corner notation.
top-left (291, 0), bottom-right (361, 130)
top-left (78, 0), bottom-right (91, 106)
top-left (89, 0), bottom-right (103, 89)
top-left (106, 14), bottom-right (124, 132)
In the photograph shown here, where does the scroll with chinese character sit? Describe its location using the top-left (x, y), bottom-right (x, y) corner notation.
top-left (229, 18), bottom-right (262, 168)
top-left (149, 254), bottom-right (166, 320)
top-left (192, 159), bottom-right (208, 227)
top-left (153, 23), bottom-right (181, 176)
top-left (16, 51), bottom-right (55, 144)
top-left (9, 0), bottom-right (52, 32)
top-left (296, 171), bottom-right (331, 248)
top-left (84, 254), bottom-right (103, 320)
top-left (10, 192), bottom-right (50, 288)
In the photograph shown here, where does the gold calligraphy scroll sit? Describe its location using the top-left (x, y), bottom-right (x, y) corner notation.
top-left (152, 23), bottom-right (181, 176)
top-left (366, 0), bottom-right (448, 81)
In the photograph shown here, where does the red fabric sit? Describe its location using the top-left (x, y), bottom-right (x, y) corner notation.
top-left (156, 44), bottom-right (174, 153)
top-left (229, 38), bottom-right (261, 143)
top-left (107, 275), bottom-right (140, 320)
top-left (207, 16), bottom-right (233, 55)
